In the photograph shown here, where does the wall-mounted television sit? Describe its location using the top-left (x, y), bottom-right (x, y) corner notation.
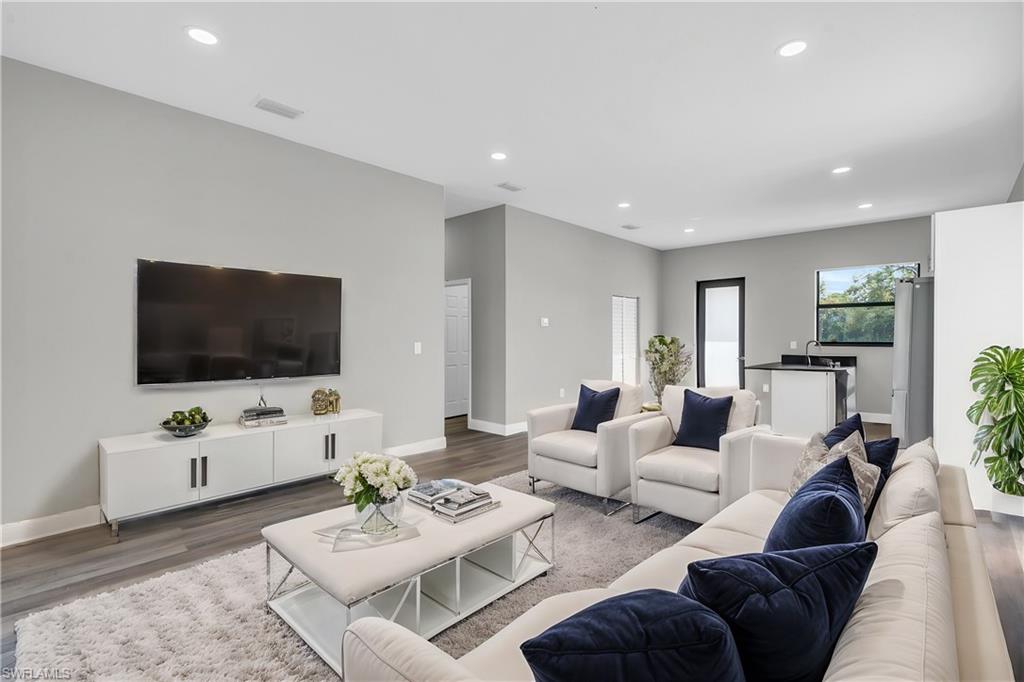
top-left (137, 260), bottom-right (341, 385)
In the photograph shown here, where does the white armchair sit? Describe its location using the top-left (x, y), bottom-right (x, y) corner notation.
top-left (527, 380), bottom-right (657, 514)
top-left (628, 385), bottom-right (768, 524)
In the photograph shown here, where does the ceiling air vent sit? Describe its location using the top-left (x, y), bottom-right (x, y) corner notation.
top-left (254, 97), bottom-right (304, 120)
top-left (496, 182), bottom-right (524, 192)
top-left (620, 224), bottom-right (642, 231)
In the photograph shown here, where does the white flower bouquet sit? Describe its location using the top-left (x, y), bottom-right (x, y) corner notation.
top-left (333, 452), bottom-right (418, 512)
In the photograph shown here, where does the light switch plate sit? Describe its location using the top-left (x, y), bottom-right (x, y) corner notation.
top-left (540, 317), bottom-right (550, 327)
top-left (762, 383), bottom-right (770, 393)
top-left (413, 341), bottom-right (422, 355)
top-left (559, 387), bottom-right (565, 398)
top-left (789, 340), bottom-right (798, 349)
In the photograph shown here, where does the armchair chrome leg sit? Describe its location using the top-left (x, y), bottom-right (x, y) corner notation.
top-left (603, 498), bottom-right (630, 516)
top-left (632, 505), bottom-right (660, 524)
top-left (528, 476), bottom-right (537, 494)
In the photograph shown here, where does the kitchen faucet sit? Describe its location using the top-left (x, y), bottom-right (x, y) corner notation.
top-left (805, 339), bottom-right (822, 365)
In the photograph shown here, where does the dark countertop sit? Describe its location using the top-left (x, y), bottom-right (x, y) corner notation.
top-left (745, 362), bottom-right (849, 373)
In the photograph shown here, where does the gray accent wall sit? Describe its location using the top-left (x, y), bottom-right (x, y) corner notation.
top-left (445, 206), bottom-right (506, 424)
top-left (2, 60), bottom-right (445, 524)
top-left (1009, 163), bottom-right (1024, 202)
top-left (659, 217), bottom-right (933, 423)
top-left (504, 207), bottom-right (661, 424)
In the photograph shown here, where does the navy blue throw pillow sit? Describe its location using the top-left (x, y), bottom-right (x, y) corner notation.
top-left (674, 389), bottom-right (734, 451)
top-left (764, 457), bottom-right (866, 552)
top-left (823, 413), bottom-right (865, 448)
top-left (864, 436), bottom-right (900, 519)
top-left (520, 589), bottom-right (745, 682)
top-left (678, 542), bottom-right (877, 682)
top-left (570, 385), bottom-right (620, 432)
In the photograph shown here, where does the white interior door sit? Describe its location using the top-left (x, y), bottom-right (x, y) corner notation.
top-left (444, 282), bottom-right (470, 418)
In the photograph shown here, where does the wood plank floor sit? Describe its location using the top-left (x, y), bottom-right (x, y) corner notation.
top-left (2, 417), bottom-right (1021, 679)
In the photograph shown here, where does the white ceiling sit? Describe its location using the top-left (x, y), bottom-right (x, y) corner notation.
top-left (4, 2), bottom-right (1022, 250)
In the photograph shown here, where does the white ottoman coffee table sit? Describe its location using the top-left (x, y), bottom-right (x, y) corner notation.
top-left (262, 483), bottom-right (555, 677)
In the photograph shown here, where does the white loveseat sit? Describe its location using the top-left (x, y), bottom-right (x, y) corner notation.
top-left (526, 380), bottom-right (656, 510)
top-left (342, 433), bottom-right (1013, 682)
top-left (630, 385), bottom-right (767, 524)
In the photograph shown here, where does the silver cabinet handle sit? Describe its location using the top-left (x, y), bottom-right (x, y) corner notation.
top-left (331, 433), bottom-right (337, 460)
top-left (190, 457), bottom-right (197, 489)
top-left (200, 456), bottom-right (208, 487)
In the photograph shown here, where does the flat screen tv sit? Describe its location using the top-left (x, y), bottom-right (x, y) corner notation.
top-left (137, 260), bottom-right (341, 385)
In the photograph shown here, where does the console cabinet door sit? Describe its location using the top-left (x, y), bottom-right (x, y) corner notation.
top-left (198, 432), bottom-right (274, 500)
top-left (274, 424), bottom-right (331, 482)
top-left (105, 443), bottom-right (200, 519)
top-left (332, 414), bottom-right (384, 466)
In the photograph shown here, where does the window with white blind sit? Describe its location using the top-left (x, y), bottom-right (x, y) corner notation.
top-left (611, 295), bottom-right (639, 385)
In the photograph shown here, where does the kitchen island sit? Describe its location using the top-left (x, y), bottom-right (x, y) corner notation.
top-left (745, 359), bottom-right (850, 437)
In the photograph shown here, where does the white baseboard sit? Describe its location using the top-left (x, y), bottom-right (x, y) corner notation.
top-left (859, 412), bottom-right (892, 424)
top-left (468, 419), bottom-right (527, 436)
top-left (384, 436), bottom-right (447, 458)
top-left (1, 504), bottom-right (104, 547)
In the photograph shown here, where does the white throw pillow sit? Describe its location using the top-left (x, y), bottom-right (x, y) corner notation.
top-left (867, 457), bottom-right (940, 540)
top-left (788, 431), bottom-right (880, 510)
top-left (891, 437), bottom-right (939, 474)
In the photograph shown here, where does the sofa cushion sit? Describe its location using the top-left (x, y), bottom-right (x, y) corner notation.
top-left (674, 389), bottom-right (733, 451)
top-left (823, 412), bottom-right (864, 447)
top-left (678, 525), bottom-right (766, 557)
top-left (679, 542), bottom-right (877, 682)
top-left (459, 589), bottom-right (618, 681)
top-left (531, 430), bottom-right (598, 467)
top-left (662, 385), bottom-right (757, 435)
top-left (701, 489), bottom-right (789, 540)
top-left (892, 436), bottom-right (940, 474)
top-left (609, 545), bottom-right (720, 593)
top-left (580, 379), bottom-right (642, 419)
top-left (866, 457), bottom-right (939, 540)
top-left (635, 445), bottom-right (719, 492)
top-left (520, 589), bottom-right (745, 682)
top-left (764, 457), bottom-right (866, 552)
top-left (570, 384), bottom-right (620, 432)
top-left (824, 512), bottom-right (959, 682)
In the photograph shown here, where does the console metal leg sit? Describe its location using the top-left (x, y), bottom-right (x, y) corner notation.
top-left (632, 505), bottom-right (660, 524)
top-left (110, 520), bottom-right (119, 537)
top-left (603, 498), bottom-right (630, 516)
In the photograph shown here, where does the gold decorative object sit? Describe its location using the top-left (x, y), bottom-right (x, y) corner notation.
top-left (311, 388), bottom-right (330, 416)
top-left (327, 389), bottom-right (341, 414)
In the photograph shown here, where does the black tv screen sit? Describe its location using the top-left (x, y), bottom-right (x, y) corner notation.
top-left (137, 260), bottom-right (341, 385)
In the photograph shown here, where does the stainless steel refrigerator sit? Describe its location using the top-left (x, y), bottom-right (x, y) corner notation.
top-left (891, 277), bottom-right (934, 446)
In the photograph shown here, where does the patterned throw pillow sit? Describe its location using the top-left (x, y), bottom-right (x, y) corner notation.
top-left (789, 431), bottom-right (881, 510)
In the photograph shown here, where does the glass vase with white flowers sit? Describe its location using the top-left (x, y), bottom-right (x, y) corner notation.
top-left (334, 452), bottom-right (418, 535)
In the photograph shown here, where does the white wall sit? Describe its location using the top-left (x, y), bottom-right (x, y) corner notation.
top-left (2, 60), bottom-right (445, 525)
top-left (933, 201), bottom-right (1024, 515)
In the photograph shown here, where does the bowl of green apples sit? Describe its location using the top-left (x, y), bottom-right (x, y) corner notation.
top-left (161, 407), bottom-right (211, 437)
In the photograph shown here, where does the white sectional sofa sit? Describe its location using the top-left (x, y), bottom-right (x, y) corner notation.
top-left (342, 433), bottom-right (1013, 682)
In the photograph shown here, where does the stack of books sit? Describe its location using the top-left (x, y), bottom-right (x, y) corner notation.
top-left (408, 480), bottom-right (501, 524)
top-left (239, 406), bottom-right (288, 428)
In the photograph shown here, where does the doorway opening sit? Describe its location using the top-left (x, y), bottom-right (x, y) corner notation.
top-left (697, 278), bottom-right (746, 388)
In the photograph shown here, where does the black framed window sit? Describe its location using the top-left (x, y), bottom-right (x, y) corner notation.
top-left (816, 262), bottom-right (919, 346)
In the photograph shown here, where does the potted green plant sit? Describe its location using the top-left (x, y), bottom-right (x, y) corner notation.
top-left (644, 335), bottom-right (694, 404)
top-left (967, 345), bottom-right (1024, 496)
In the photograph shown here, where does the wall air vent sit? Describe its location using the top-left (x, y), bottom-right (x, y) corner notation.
top-left (496, 182), bottom-right (524, 192)
top-left (620, 224), bottom-right (642, 231)
top-left (254, 97), bottom-right (304, 120)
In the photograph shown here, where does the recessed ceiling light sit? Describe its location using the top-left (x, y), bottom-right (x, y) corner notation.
top-left (186, 26), bottom-right (218, 45)
top-left (617, 202), bottom-right (631, 209)
top-left (777, 40), bottom-right (807, 57)
top-left (684, 228), bottom-right (696, 233)
top-left (858, 203), bottom-right (873, 209)
top-left (490, 152), bottom-right (507, 161)
top-left (832, 166), bottom-right (852, 174)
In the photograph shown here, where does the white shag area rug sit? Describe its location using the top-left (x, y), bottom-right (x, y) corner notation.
top-left (15, 471), bottom-right (698, 680)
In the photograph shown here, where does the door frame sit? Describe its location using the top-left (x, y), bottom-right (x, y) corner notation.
top-left (696, 277), bottom-right (746, 388)
top-left (444, 279), bottom-right (472, 422)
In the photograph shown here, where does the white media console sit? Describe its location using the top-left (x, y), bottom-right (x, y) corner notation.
top-left (99, 409), bottom-right (383, 535)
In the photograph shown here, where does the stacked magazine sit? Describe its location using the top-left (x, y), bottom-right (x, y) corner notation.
top-left (408, 479), bottom-right (501, 524)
